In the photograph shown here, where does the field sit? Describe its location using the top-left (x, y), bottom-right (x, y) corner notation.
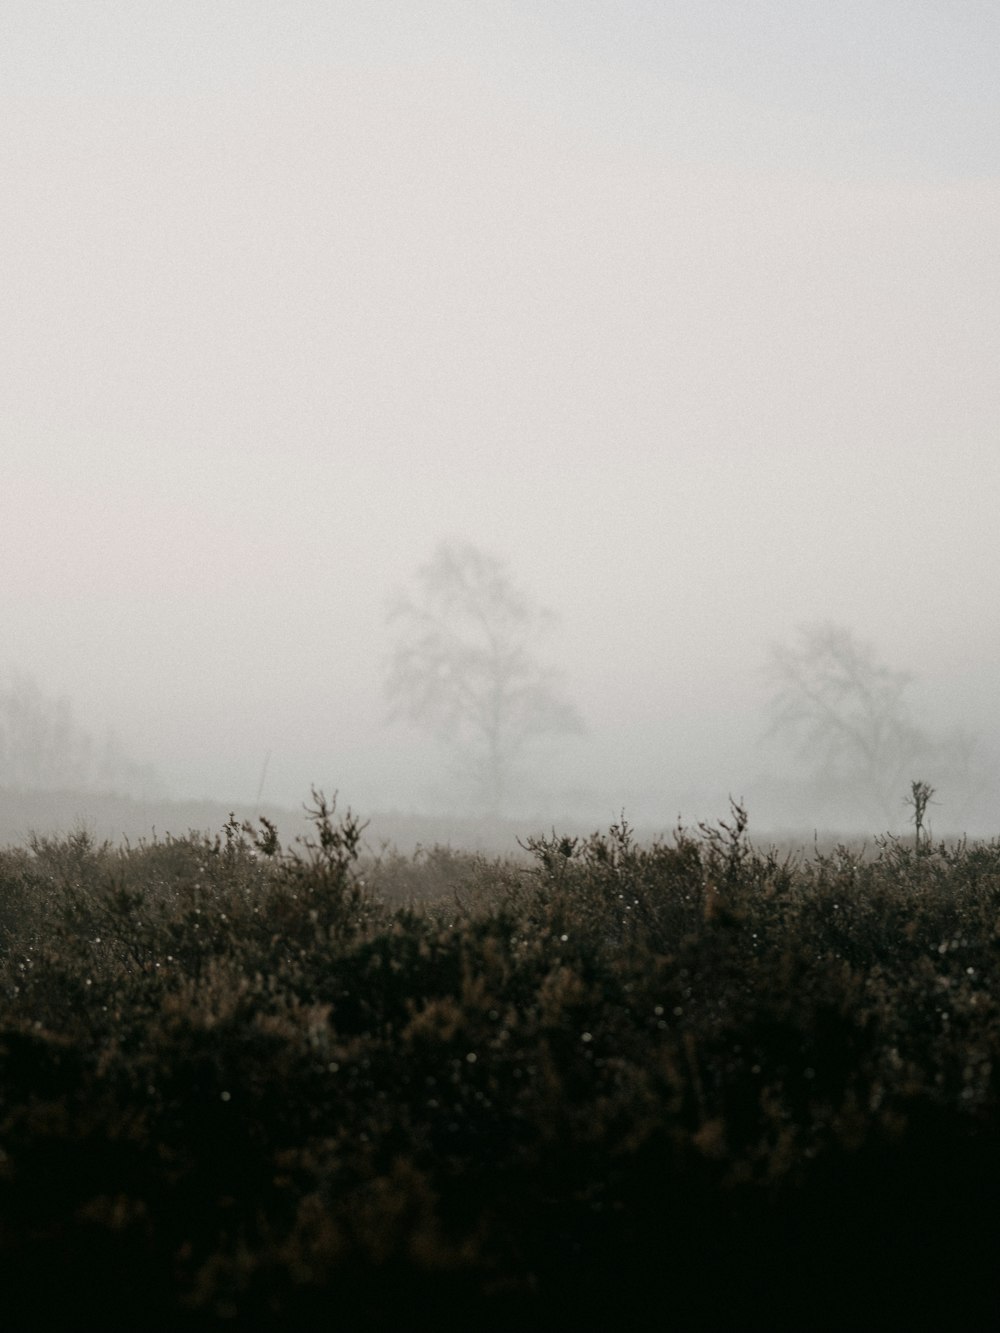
top-left (2, 793), bottom-right (1000, 1329)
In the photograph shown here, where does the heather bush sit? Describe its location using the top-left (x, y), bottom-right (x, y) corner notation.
top-left (2, 796), bottom-right (1000, 1328)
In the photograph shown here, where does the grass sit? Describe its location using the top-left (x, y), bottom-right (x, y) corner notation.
top-left (1, 794), bottom-right (999, 1329)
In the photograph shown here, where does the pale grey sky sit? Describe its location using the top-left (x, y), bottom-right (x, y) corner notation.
top-left (3, 3), bottom-right (998, 828)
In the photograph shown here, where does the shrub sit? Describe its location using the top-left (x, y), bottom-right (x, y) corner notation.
top-left (2, 797), bottom-right (1000, 1328)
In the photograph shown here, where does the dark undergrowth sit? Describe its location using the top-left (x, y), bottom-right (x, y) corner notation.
top-left (2, 793), bottom-right (1000, 1330)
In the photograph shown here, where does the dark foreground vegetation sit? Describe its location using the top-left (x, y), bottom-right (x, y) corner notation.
top-left (2, 795), bottom-right (1000, 1330)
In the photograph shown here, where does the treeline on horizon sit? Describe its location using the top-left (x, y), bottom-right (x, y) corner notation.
top-left (6, 603), bottom-right (999, 845)
top-left (2, 796), bottom-right (1000, 1328)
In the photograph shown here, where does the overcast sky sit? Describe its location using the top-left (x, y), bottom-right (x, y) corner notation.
top-left (3, 2), bottom-right (998, 828)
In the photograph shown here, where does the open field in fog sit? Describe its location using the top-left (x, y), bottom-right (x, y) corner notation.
top-left (0, 783), bottom-right (972, 863)
top-left (0, 785), bottom-right (591, 858)
top-left (3, 796), bottom-right (1000, 1328)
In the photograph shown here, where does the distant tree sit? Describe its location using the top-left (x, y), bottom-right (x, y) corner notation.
top-left (0, 669), bottom-right (160, 796)
top-left (765, 624), bottom-right (931, 823)
top-left (386, 542), bottom-right (585, 813)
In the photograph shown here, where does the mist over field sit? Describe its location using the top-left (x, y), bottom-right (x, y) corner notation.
top-left (6, 14), bottom-right (1000, 1321)
top-left (4, 2), bottom-right (999, 841)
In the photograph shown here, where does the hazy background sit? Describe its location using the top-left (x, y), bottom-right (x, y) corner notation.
top-left (4, 1), bottom-right (999, 838)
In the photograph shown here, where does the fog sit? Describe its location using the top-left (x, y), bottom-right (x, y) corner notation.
top-left (4, 2), bottom-right (999, 837)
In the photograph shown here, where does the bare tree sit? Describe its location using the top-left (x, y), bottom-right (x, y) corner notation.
top-left (0, 668), bottom-right (160, 796)
top-left (386, 542), bottom-right (584, 813)
top-left (765, 624), bottom-right (931, 823)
